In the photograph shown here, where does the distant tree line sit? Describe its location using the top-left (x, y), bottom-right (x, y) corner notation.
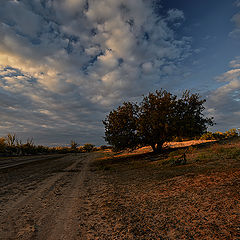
top-left (103, 89), bottom-right (214, 152)
top-left (0, 134), bottom-right (100, 157)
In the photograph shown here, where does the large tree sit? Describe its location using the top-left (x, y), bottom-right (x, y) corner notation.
top-left (103, 90), bottom-right (214, 152)
top-left (137, 90), bottom-right (177, 152)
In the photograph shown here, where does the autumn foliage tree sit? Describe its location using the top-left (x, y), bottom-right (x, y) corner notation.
top-left (103, 89), bottom-right (214, 152)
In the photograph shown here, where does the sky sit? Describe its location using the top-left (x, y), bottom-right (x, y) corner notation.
top-left (0, 0), bottom-right (239, 146)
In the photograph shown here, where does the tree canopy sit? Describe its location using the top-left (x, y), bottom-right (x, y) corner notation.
top-left (103, 89), bottom-right (214, 152)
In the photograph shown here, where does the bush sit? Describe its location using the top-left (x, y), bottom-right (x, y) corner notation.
top-left (83, 143), bottom-right (95, 152)
top-left (0, 137), bottom-right (7, 152)
top-left (225, 128), bottom-right (238, 138)
top-left (70, 140), bottom-right (78, 151)
top-left (100, 145), bottom-right (110, 150)
top-left (212, 131), bottom-right (226, 140)
top-left (200, 129), bottom-right (239, 141)
top-left (200, 132), bottom-right (215, 140)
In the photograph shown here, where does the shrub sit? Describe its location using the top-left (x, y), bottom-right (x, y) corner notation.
top-left (77, 146), bottom-right (84, 152)
top-left (225, 128), bottom-right (238, 138)
top-left (200, 132), bottom-right (215, 140)
top-left (213, 131), bottom-right (226, 140)
top-left (0, 137), bottom-right (7, 152)
top-left (100, 145), bottom-right (110, 150)
top-left (200, 129), bottom-right (239, 141)
top-left (70, 140), bottom-right (78, 150)
top-left (83, 143), bottom-right (95, 152)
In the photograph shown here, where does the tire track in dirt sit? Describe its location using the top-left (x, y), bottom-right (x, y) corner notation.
top-left (0, 153), bottom-right (94, 239)
top-left (42, 154), bottom-right (90, 240)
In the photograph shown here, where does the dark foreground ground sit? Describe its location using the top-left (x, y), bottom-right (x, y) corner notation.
top-left (0, 139), bottom-right (240, 239)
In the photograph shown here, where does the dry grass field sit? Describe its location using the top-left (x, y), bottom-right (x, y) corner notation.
top-left (88, 138), bottom-right (240, 239)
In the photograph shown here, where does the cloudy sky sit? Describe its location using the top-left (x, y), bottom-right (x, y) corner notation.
top-left (0, 0), bottom-right (239, 146)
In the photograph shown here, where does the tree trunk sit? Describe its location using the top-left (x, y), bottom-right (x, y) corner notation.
top-left (151, 144), bottom-right (156, 152)
top-left (156, 145), bottom-right (162, 153)
top-left (151, 141), bottom-right (164, 153)
top-left (155, 141), bottom-right (164, 153)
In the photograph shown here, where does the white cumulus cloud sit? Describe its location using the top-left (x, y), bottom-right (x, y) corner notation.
top-left (0, 0), bottom-right (192, 145)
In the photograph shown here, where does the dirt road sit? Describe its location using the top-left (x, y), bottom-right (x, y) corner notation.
top-left (0, 153), bottom-right (98, 239)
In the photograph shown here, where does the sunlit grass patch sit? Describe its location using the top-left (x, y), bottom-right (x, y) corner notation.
top-left (93, 137), bottom-right (240, 179)
top-left (186, 139), bottom-right (240, 164)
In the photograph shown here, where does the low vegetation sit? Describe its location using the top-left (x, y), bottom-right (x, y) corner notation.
top-left (0, 134), bottom-right (99, 156)
top-left (199, 128), bottom-right (239, 140)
